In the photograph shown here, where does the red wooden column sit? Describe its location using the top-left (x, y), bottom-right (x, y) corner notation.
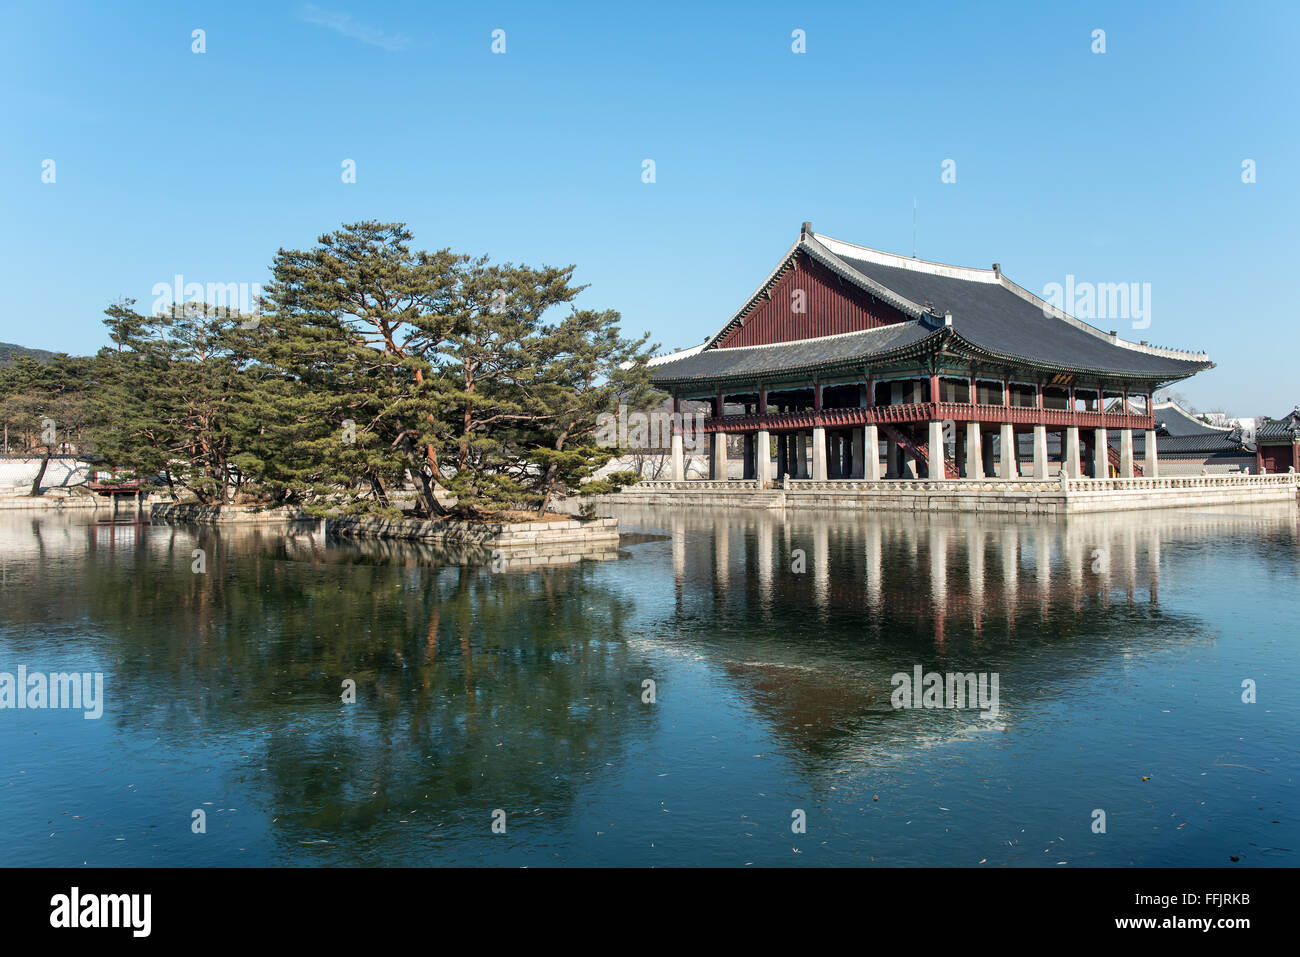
top-left (929, 373), bottom-right (940, 406)
top-left (810, 384), bottom-right (825, 480)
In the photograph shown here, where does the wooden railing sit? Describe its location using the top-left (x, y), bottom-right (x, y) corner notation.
top-left (700, 402), bottom-right (1153, 433)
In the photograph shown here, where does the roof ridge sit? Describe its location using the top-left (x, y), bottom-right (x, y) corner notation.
top-left (813, 233), bottom-right (999, 283)
top-left (1153, 400), bottom-right (1232, 431)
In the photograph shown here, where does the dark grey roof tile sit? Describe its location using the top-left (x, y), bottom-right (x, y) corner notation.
top-left (650, 322), bottom-right (933, 384)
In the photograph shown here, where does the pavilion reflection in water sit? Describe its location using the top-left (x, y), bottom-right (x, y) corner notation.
top-left (603, 502), bottom-right (1298, 762)
top-left (641, 504), bottom-right (1300, 632)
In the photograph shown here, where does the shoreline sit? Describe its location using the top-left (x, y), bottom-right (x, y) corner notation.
top-left (148, 502), bottom-right (621, 559)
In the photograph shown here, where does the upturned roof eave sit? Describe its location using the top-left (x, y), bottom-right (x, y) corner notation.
top-left (651, 328), bottom-right (1214, 390)
top-left (941, 332), bottom-right (1215, 385)
top-left (650, 329), bottom-right (947, 389)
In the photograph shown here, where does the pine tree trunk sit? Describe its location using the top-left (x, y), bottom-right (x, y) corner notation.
top-left (369, 474), bottom-right (390, 509)
top-left (536, 462), bottom-right (558, 518)
top-left (28, 451), bottom-right (51, 497)
top-left (398, 430), bottom-right (447, 516)
top-left (535, 427), bottom-right (571, 517)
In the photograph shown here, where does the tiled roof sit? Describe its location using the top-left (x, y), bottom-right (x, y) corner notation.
top-left (1151, 401), bottom-right (1233, 437)
top-left (1132, 433), bottom-right (1251, 457)
top-left (1023, 430), bottom-right (1252, 458)
top-left (821, 237), bottom-right (1210, 379)
top-left (1257, 409), bottom-right (1300, 441)
top-left (648, 322), bottom-right (935, 384)
top-left (651, 227), bottom-right (1214, 386)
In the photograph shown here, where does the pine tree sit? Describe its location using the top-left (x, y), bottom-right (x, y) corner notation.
top-left (253, 221), bottom-right (462, 514)
top-left (525, 309), bottom-right (658, 515)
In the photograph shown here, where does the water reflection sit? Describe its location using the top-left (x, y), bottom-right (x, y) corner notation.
top-left (599, 502), bottom-right (1300, 771)
top-left (0, 514), bottom-right (649, 863)
top-left (0, 502), bottom-right (1296, 866)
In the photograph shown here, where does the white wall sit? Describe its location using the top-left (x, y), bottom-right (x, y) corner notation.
top-left (0, 457), bottom-right (93, 492)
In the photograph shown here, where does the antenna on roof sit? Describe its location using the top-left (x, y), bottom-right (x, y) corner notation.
top-left (912, 197), bottom-right (917, 258)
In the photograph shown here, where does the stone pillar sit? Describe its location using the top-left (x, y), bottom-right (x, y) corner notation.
top-left (863, 424), bottom-right (881, 480)
top-left (811, 426), bottom-right (827, 481)
top-left (965, 422), bottom-right (983, 479)
top-left (1119, 429), bottom-right (1134, 478)
top-left (776, 434), bottom-right (787, 479)
top-left (1064, 426), bottom-right (1081, 479)
top-left (928, 420), bottom-right (947, 479)
top-left (885, 433), bottom-right (899, 479)
top-left (999, 422), bottom-right (1017, 479)
top-left (1032, 423), bottom-right (1048, 479)
top-left (795, 433), bottom-right (808, 479)
top-left (755, 429), bottom-right (772, 487)
top-left (981, 432), bottom-right (996, 477)
top-left (671, 431), bottom-right (684, 480)
top-left (1143, 430), bottom-right (1159, 478)
top-left (711, 431), bottom-right (728, 480)
top-left (827, 433), bottom-right (840, 479)
top-left (1093, 427), bottom-right (1109, 479)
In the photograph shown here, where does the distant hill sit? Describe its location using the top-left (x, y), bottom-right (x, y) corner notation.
top-left (0, 342), bottom-right (60, 366)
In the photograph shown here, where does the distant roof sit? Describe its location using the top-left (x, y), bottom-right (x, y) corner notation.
top-left (1109, 431), bottom-right (1252, 457)
top-left (651, 227), bottom-right (1213, 386)
top-left (1151, 401), bottom-right (1233, 437)
top-left (1256, 408), bottom-right (1300, 441)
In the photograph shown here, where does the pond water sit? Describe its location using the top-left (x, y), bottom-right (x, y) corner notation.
top-left (0, 503), bottom-right (1296, 866)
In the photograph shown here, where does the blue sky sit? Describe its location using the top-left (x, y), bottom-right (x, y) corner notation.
top-left (2, 0), bottom-right (1296, 415)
